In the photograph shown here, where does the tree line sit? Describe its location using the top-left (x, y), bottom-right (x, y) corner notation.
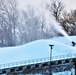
top-left (0, 0), bottom-right (76, 47)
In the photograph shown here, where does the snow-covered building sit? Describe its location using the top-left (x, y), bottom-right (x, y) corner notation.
top-left (0, 36), bottom-right (76, 75)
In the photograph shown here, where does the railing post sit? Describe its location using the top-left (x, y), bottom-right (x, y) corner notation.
top-left (74, 58), bottom-right (76, 75)
top-left (49, 45), bottom-right (54, 75)
top-left (73, 58), bottom-right (76, 75)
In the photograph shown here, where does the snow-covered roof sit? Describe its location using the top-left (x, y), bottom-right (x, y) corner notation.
top-left (0, 36), bottom-right (76, 69)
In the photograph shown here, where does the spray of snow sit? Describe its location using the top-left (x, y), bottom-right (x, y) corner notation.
top-left (37, 4), bottom-right (73, 42)
top-left (18, 0), bottom-right (73, 42)
top-left (50, 17), bottom-right (72, 42)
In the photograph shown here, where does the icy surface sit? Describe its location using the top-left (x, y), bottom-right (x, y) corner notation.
top-left (0, 36), bottom-right (76, 69)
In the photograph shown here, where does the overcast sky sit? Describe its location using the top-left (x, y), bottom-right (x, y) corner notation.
top-left (18, 0), bottom-right (76, 12)
top-left (63, 0), bottom-right (76, 11)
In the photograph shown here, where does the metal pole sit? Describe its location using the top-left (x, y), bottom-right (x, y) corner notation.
top-left (49, 45), bottom-right (54, 75)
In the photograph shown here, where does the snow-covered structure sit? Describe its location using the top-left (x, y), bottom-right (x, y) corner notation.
top-left (0, 36), bottom-right (76, 75)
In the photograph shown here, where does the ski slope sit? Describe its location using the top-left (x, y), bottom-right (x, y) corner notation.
top-left (0, 36), bottom-right (76, 69)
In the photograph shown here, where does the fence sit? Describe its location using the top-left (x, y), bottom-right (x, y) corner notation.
top-left (0, 53), bottom-right (76, 69)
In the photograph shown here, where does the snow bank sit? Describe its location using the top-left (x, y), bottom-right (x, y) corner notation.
top-left (0, 36), bottom-right (76, 69)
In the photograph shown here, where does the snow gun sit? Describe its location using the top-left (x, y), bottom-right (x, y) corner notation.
top-left (72, 41), bottom-right (76, 46)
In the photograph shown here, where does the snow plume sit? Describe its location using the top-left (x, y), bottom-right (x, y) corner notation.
top-left (49, 15), bottom-right (72, 42)
top-left (44, 11), bottom-right (72, 41)
top-left (36, 3), bottom-right (72, 42)
top-left (19, 0), bottom-right (72, 41)
top-left (52, 19), bottom-right (72, 41)
top-left (39, 1), bottom-right (73, 42)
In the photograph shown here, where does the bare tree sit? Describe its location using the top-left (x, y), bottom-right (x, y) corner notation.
top-left (0, 0), bottom-right (19, 46)
top-left (19, 6), bottom-right (40, 44)
top-left (60, 10), bottom-right (76, 35)
top-left (47, 0), bottom-right (64, 21)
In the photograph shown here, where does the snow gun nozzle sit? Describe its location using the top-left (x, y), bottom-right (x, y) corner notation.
top-left (72, 41), bottom-right (76, 46)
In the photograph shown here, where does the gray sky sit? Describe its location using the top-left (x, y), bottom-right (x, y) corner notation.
top-left (18, 0), bottom-right (76, 12)
top-left (63, 0), bottom-right (76, 12)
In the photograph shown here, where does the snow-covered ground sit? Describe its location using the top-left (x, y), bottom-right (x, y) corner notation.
top-left (0, 36), bottom-right (76, 69)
